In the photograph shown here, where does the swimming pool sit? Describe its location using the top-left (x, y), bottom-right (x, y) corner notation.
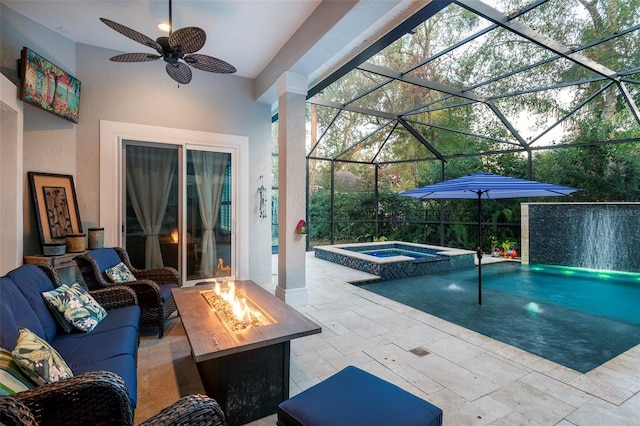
top-left (358, 262), bottom-right (640, 373)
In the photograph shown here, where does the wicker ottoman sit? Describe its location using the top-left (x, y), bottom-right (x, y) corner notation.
top-left (277, 366), bottom-right (443, 426)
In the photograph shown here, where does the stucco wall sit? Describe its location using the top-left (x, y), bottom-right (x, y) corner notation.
top-left (1, 4), bottom-right (77, 256)
top-left (1, 4), bottom-right (273, 284)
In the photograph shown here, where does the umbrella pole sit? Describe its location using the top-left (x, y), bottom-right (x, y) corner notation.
top-left (477, 193), bottom-right (482, 305)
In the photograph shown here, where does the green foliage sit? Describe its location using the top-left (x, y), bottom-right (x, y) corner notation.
top-left (308, 188), bottom-right (436, 244)
top-left (534, 140), bottom-right (640, 201)
top-left (446, 224), bottom-right (471, 249)
top-left (299, 0), bottom-right (640, 252)
top-left (501, 240), bottom-right (514, 251)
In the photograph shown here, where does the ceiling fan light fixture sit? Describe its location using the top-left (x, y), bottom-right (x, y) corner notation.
top-left (100, 0), bottom-right (236, 84)
top-left (157, 22), bottom-right (171, 32)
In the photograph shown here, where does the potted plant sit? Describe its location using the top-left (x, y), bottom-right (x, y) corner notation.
top-left (489, 236), bottom-right (500, 257)
top-left (501, 239), bottom-right (518, 258)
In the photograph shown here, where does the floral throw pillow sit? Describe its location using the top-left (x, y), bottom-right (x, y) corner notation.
top-left (41, 284), bottom-right (75, 333)
top-left (105, 262), bottom-right (136, 283)
top-left (42, 283), bottom-right (107, 333)
top-left (12, 328), bottom-right (73, 385)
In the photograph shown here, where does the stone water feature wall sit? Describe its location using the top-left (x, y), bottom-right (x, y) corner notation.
top-left (521, 203), bottom-right (640, 272)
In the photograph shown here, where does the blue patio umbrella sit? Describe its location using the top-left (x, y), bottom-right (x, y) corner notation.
top-left (399, 172), bottom-right (579, 305)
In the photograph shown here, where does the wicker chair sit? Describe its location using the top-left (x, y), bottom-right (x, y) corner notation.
top-left (75, 247), bottom-right (181, 338)
top-left (37, 264), bottom-right (139, 311)
top-left (0, 387), bottom-right (226, 426)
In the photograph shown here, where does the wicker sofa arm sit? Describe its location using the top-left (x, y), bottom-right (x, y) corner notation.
top-left (125, 279), bottom-right (163, 306)
top-left (0, 396), bottom-right (38, 426)
top-left (12, 371), bottom-right (133, 426)
top-left (88, 285), bottom-right (138, 309)
top-left (133, 267), bottom-right (180, 285)
top-left (139, 394), bottom-right (227, 426)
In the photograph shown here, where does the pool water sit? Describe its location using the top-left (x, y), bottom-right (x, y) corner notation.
top-left (480, 264), bottom-right (639, 325)
top-left (359, 263), bottom-right (640, 373)
top-left (360, 249), bottom-right (436, 259)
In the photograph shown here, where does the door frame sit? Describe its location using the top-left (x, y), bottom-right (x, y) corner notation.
top-left (99, 120), bottom-right (249, 281)
top-left (0, 74), bottom-right (24, 274)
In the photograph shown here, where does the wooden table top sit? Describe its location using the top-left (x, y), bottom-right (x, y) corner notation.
top-left (173, 281), bottom-right (321, 363)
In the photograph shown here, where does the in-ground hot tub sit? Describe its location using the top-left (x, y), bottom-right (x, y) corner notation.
top-left (314, 241), bottom-right (475, 281)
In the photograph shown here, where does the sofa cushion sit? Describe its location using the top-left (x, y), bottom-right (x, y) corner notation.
top-left (6, 266), bottom-right (59, 342)
top-left (71, 353), bottom-right (138, 408)
top-left (89, 305), bottom-right (140, 335)
top-left (159, 282), bottom-right (179, 303)
top-left (0, 347), bottom-right (35, 395)
top-left (12, 328), bottom-right (74, 385)
top-left (51, 325), bottom-right (139, 368)
top-left (88, 248), bottom-right (122, 278)
top-left (105, 262), bottom-right (136, 283)
top-left (42, 284), bottom-right (108, 333)
top-left (0, 279), bottom-right (45, 350)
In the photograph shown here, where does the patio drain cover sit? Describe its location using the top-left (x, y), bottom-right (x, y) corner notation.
top-left (409, 347), bottom-right (430, 357)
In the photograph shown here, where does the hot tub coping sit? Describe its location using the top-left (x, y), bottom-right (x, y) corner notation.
top-left (314, 241), bottom-right (475, 264)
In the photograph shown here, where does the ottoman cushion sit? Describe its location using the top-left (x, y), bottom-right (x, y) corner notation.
top-left (277, 366), bottom-right (443, 426)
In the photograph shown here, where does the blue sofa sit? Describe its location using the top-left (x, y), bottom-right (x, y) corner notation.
top-left (0, 264), bottom-right (141, 423)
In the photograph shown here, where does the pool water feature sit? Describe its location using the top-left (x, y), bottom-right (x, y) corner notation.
top-left (358, 262), bottom-right (640, 373)
top-left (314, 242), bottom-right (475, 281)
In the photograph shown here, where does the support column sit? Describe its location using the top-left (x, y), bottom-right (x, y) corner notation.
top-left (275, 72), bottom-right (308, 304)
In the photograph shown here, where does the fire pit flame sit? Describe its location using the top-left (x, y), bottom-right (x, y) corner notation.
top-left (216, 281), bottom-right (256, 323)
top-left (201, 277), bottom-right (273, 331)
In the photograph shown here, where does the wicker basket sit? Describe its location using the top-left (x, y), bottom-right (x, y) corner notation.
top-left (65, 233), bottom-right (86, 252)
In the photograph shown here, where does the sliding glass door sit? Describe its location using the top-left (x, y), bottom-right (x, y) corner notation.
top-left (123, 142), bottom-right (234, 283)
top-left (124, 143), bottom-right (179, 270)
top-left (186, 150), bottom-right (232, 280)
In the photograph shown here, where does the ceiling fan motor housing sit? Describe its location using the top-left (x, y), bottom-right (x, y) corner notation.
top-left (157, 36), bottom-right (182, 64)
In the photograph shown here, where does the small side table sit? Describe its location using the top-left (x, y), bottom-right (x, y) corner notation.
top-left (24, 251), bottom-right (87, 284)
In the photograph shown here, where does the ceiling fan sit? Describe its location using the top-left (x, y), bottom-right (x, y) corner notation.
top-left (100, 0), bottom-right (236, 84)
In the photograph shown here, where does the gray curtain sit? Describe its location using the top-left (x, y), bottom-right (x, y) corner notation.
top-left (190, 151), bottom-right (228, 277)
top-left (126, 146), bottom-right (177, 268)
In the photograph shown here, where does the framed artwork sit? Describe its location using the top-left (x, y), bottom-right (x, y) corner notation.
top-left (19, 47), bottom-right (81, 123)
top-left (28, 172), bottom-right (83, 249)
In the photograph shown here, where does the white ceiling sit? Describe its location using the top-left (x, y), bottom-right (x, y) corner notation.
top-left (3, 0), bottom-right (421, 103)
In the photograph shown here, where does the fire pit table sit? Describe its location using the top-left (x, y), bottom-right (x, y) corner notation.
top-left (172, 280), bottom-right (321, 426)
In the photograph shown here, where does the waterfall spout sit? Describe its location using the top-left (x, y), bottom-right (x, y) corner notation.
top-left (574, 208), bottom-right (629, 271)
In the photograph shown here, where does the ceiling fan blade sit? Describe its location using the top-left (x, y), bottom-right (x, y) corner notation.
top-left (110, 53), bottom-right (161, 62)
top-left (184, 54), bottom-right (237, 74)
top-left (166, 62), bottom-right (192, 84)
top-left (100, 18), bottom-right (162, 52)
top-left (169, 27), bottom-right (206, 54)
